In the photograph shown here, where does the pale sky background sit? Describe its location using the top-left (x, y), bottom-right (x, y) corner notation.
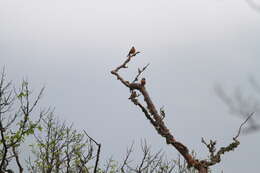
top-left (0, 0), bottom-right (260, 172)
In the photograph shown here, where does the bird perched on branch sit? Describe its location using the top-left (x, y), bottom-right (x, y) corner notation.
top-left (127, 46), bottom-right (136, 57)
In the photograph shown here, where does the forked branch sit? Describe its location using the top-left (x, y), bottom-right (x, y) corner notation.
top-left (111, 48), bottom-right (254, 173)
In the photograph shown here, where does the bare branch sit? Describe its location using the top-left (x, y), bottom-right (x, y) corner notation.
top-left (111, 49), bottom-right (204, 172)
top-left (234, 112), bottom-right (255, 140)
top-left (201, 138), bottom-right (216, 158)
top-left (121, 142), bottom-right (134, 173)
top-left (132, 63), bottom-right (150, 83)
top-left (200, 112), bottom-right (255, 167)
top-left (111, 48), bottom-right (250, 173)
top-left (83, 130), bottom-right (101, 173)
top-left (12, 146), bottom-right (23, 173)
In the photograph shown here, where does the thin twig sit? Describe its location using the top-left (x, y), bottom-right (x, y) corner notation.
top-left (121, 142), bottom-right (134, 173)
top-left (83, 130), bottom-right (101, 173)
top-left (234, 112), bottom-right (255, 140)
top-left (83, 130), bottom-right (99, 146)
top-left (132, 63), bottom-right (150, 83)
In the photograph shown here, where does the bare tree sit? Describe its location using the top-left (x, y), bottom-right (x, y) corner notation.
top-left (111, 47), bottom-right (253, 173)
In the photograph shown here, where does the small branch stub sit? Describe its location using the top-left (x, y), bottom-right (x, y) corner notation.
top-left (141, 78), bottom-right (146, 86)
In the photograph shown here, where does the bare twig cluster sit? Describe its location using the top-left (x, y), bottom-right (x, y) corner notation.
top-left (111, 47), bottom-right (254, 173)
top-left (103, 141), bottom-right (197, 173)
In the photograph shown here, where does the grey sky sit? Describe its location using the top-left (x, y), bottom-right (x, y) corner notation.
top-left (0, 0), bottom-right (260, 172)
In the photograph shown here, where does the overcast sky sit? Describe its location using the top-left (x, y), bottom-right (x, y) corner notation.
top-left (0, 0), bottom-right (260, 172)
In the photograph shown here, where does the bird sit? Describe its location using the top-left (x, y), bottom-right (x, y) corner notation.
top-left (141, 78), bottom-right (146, 86)
top-left (127, 46), bottom-right (136, 57)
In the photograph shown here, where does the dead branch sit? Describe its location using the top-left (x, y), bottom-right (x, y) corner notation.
top-left (111, 49), bottom-right (205, 172)
top-left (201, 112), bottom-right (255, 166)
top-left (111, 48), bottom-right (251, 173)
top-left (234, 112), bottom-right (255, 140)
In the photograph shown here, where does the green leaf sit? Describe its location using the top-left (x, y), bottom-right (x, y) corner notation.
top-left (37, 126), bottom-right (43, 131)
top-left (17, 92), bottom-right (26, 98)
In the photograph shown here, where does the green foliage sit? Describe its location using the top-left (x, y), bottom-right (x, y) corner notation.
top-left (0, 71), bottom-right (44, 172)
top-left (17, 92), bottom-right (27, 98)
top-left (27, 114), bottom-right (95, 173)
